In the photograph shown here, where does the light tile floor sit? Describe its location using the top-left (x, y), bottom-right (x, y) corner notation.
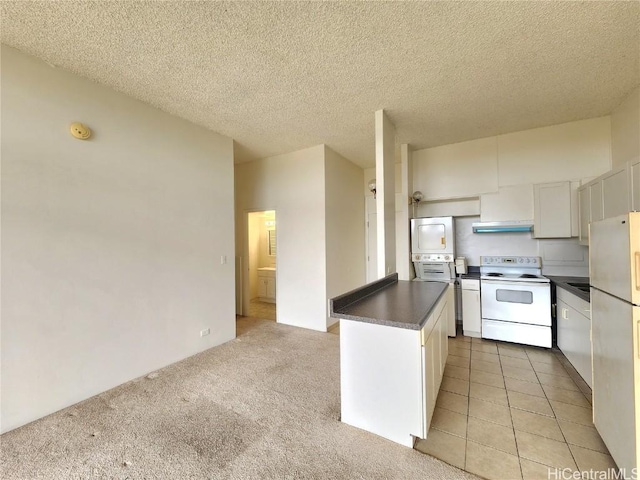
top-left (415, 335), bottom-right (617, 480)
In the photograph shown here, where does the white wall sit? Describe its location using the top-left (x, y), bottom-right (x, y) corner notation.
top-left (235, 145), bottom-right (328, 331)
top-left (611, 86), bottom-right (640, 167)
top-left (412, 117), bottom-right (611, 202)
top-left (496, 117), bottom-right (612, 185)
top-left (413, 137), bottom-right (498, 200)
top-left (1, 46), bottom-right (236, 433)
top-left (324, 146), bottom-right (366, 327)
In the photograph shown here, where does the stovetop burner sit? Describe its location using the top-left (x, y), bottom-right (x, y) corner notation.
top-left (486, 273), bottom-right (503, 277)
top-left (520, 274), bottom-right (539, 278)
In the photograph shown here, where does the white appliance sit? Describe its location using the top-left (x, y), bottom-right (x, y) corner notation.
top-left (411, 217), bottom-right (456, 282)
top-left (590, 212), bottom-right (640, 475)
top-left (455, 257), bottom-right (467, 275)
top-left (480, 256), bottom-right (551, 348)
top-left (411, 216), bottom-right (456, 337)
top-left (411, 216), bottom-right (455, 255)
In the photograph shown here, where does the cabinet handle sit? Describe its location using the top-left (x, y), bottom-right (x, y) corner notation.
top-left (562, 308), bottom-right (568, 320)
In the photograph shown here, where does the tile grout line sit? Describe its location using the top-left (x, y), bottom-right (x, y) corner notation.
top-left (498, 346), bottom-right (526, 479)
top-left (439, 337), bottom-right (613, 478)
top-left (524, 347), bottom-right (581, 471)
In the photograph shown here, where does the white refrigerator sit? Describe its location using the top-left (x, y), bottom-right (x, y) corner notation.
top-left (590, 212), bottom-right (640, 475)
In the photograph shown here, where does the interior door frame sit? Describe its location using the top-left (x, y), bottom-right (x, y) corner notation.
top-left (241, 208), bottom-right (277, 320)
top-left (365, 196), bottom-right (377, 283)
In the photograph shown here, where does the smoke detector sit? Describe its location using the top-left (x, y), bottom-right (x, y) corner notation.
top-left (70, 122), bottom-right (91, 140)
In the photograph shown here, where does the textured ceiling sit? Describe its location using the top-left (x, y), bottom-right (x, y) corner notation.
top-left (2, 1), bottom-right (639, 168)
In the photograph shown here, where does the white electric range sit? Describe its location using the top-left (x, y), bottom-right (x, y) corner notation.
top-left (480, 256), bottom-right (552, 348)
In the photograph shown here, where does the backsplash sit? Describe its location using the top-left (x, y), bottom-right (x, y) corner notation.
top-left (454, 216), bottom-right (589, 277)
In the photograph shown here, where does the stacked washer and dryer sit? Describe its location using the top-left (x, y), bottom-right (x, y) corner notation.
top-left (410, 216), bottom-right (458, 337)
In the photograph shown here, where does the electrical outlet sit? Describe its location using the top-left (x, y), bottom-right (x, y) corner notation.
top-left (200, 328), bottom-right (210, 337)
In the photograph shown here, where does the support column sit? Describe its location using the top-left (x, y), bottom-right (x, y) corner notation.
top-left (397, 144), bottom-right (413, 280)
top-left (375, 110), bottom-right (396, 278)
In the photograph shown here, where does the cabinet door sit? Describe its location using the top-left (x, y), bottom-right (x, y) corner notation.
top-left (578, 186), bottom-right (590, 246)
top-left (534, 182), bottom-right (571, 238)
top-left (446, 284), bottom-right (455, 337)
top-left (423, 335), bottom-right (437, 430)
top-left (257, 276), bottom-right (267, 297)
top-left (631, 160), bottom-right (639, 212)
top-left (590, 182), bottom-right (603, 223)
top-left (570, 181), bottom-right (580, 237)
top-left (557, 298), bottom-right (592, 388)
top-left (432, 318), bottom-right (442, 388)
top-left (440, 304), bottom-right (449, 364)
top-left (462, 288), bottom-right (481, 337)
top-left (266, 277), bottom-right (276, 299)
top-left (602, 165), bottom-right (630, 218)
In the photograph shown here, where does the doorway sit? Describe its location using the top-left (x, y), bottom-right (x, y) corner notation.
top-left (246, 210), bottom-right (277, 321)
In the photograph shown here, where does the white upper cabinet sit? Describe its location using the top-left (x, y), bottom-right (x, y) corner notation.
top-left (590, 181), bottom-right (604, 223)
top-left (578, 186), bottom-right (590, 246)
top-left (577, 159), bottom-right (637, 246)
top-left (630, 159), bottom-right (639, 212)
top-left (533, 181), bottom-right (572, 238)
top-left (602, 164), bottom-right (631, 218)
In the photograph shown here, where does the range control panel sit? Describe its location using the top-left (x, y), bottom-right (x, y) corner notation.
top-left (480, 256), bottom-right (542, 267)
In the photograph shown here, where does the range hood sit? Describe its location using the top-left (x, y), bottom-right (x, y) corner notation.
top-left (472, 221), bottom-right (534, 234)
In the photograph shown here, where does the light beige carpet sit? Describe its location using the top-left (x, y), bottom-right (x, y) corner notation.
top-left (1, 317), bottom-right (478, 479)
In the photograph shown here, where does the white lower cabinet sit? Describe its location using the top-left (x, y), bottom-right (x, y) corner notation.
top-left (423, 298), bottom-right (448, 430)
top-left (557, 287), bottom-right (592, 387)
top-left (257, 270), bottom-right (276, 303)
top-left (446, 283), bottom-right (456, 337)
top-left (340, 291), bottom-right (448, 447)
top-left (461, 278), bottom-right (481, 338)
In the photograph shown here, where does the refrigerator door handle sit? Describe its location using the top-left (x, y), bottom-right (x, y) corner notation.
top-left (635, 252), bottom-right (640, 291)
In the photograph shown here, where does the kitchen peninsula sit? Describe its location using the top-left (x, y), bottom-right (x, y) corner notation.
top-left (330, 274), bottom-right (449, 447)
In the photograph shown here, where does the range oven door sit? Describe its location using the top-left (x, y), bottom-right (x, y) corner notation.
top-left (480, 279), bottom-right (551, 326)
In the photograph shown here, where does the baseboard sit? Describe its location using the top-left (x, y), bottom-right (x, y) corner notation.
top-left (327, 321), bottom-right (340, 334)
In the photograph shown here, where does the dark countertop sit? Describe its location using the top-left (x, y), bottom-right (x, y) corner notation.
top-left (546, 276), bottom-right (590, 303)
top-left (460, 266), bottom-right (480, 280)
top-left (461, 273), bottom-right (480, 280)
top-left (330, 273), bottom-right (448, 330)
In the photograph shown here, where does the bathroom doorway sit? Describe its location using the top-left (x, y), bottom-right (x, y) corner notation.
top-left (246, 210), bottom-right (277, 321)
